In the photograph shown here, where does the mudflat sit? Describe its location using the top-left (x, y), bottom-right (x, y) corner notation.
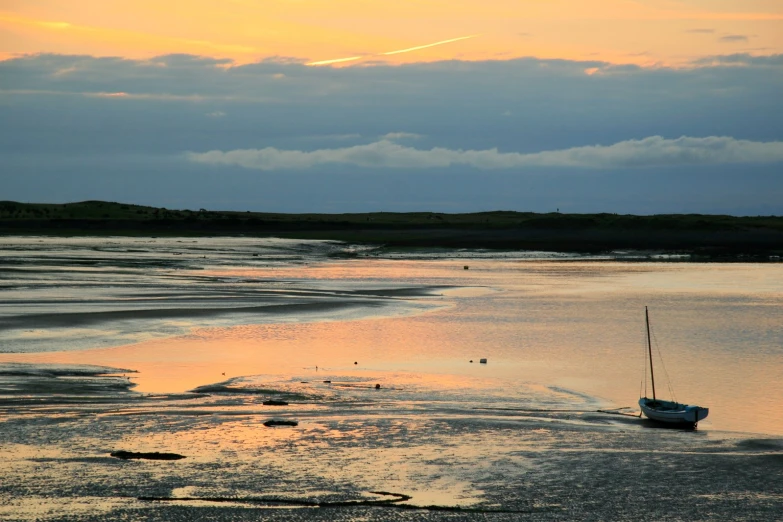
top-left (1, 363), bottom-right (781, 521)
top-left (0, 236), bottom-right (781, 520)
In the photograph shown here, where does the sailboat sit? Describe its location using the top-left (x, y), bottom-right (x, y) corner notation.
top-left (638, 307), bottom-right (708, 427)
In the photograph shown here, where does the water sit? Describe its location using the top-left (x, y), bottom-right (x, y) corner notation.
top-left (1, 237), bottom-right (782, 520)
top-left (1, 237), bottom-right (782, 434)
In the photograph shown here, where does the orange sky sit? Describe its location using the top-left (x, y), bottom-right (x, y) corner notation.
top-left (1, 0), bottom-right (782, 65)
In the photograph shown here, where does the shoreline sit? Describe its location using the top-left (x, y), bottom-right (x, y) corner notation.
top-left (2, 201), bottom-right (783, 260)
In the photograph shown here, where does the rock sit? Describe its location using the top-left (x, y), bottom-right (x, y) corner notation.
top-left (263, 420), bottom-right (298, 427)
top-left (375, 384), bottom-right (381, 389)
top-left (262, 400), bottom-right (288, 406)
top-left (323, 380), bottom-right (331, 383)
top-left (110, 451), bottom-right (185, 461)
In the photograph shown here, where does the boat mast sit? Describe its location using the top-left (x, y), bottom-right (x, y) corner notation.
top-left (645, 306), bottom-right (656, 400)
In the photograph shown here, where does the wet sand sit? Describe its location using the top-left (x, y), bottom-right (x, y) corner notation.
top-left (1, 364), bottom-right (782, 521)
top-left (1, 237), bottom-right (782, 520)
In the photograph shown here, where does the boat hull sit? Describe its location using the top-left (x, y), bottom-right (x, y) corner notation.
top-left (639, 398), bottom-right (708, 425)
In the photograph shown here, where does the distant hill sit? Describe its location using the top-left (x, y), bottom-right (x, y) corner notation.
top-left (1, 200), bottom-right (782, 259)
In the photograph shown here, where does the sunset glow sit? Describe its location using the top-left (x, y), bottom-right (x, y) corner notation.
top-left (1, 1), bottom-right (782, 66)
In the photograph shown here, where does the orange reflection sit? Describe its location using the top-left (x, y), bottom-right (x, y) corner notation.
top-left (2, 260), bottom-right (783, 437)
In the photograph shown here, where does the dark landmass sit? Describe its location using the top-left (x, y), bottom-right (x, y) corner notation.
top-left (110, 451), bottom-right (186, 461)
top-left (2, 200), bottom-right (782, 259)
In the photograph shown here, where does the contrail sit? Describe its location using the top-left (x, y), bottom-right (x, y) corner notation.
top-left (382, 34), bottom-right (480, 56)
top-left (306, 55), bottom-right (365, 66)
top-left (306, 34), bottom-right (480, 66)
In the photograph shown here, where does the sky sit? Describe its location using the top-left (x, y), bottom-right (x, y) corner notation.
top-left (1, 0), bottom-right (782, 214)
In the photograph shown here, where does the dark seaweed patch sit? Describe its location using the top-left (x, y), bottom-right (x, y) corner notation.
top-left (111, 451), bottom-right (186, 461)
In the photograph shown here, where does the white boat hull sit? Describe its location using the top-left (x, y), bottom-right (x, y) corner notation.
top-left (639, 398), bottom-right (708, 425)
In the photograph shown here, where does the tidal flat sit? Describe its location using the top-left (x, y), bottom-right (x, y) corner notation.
top-left (1, 237), bottom-right (782, 521)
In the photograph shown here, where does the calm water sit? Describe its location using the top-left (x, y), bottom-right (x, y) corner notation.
top-left (1, 237), bottom-right (782, 435)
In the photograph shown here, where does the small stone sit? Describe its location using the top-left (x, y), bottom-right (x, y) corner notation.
top-left (263, 420), bottom-right (298, 427)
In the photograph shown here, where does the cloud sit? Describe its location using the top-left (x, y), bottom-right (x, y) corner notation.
top-left (720, 35), bottom-right (750, 43)
top-left (686, 28), bottom-right (715, 34)
top-left (146, 54), bottom-right (234, 67)
top-left (187, 136), bottom-right (783, 171)
top-left (382, 132), bottom-right (422, 141)
top-left (3, 52), bottom-right (782, 105)
top-left (1, 52), bottom-right (782, 215)
top-left (318, 133), bottom-right (362, 141)
top-left (93, 91), bottom-right (129, 98)
top-left (3, 53), bottom-right (783, 170)
top-left (692, 53), bottom-right (783, 66)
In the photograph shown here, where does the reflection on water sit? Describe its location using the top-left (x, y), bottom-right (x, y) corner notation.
top-left (1, 237), bottom-right (782, 438)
